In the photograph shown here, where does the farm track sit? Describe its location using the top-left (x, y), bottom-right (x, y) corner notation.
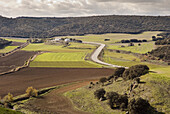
top-left (0, 67), bottom-right (114, 97)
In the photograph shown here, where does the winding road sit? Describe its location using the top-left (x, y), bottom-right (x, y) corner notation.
top-left (83, 41), bottom-right (126, 68)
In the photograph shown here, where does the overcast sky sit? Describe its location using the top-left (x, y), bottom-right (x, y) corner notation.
top-left (0, 0), bottom-right (170, 17)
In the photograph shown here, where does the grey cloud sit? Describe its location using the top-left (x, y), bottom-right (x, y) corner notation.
top-left (0, 0), bottom-right (169, 17)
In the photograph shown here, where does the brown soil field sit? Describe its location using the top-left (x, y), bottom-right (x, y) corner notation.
top-left (0, 67), bottom-right (114, 97)
top-left (0, 51), bottom-right (37, 73)
top-left (10, 41), bottom-right (24, 46)
top-left (19, 81), bottom-right (93, 114)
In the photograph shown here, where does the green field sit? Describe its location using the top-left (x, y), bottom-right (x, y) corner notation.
top-left (1, 38), bottom-right (27, 43)
top-left (57, 31), bottom-right (162, 44)
top-left (30, 52), bottom-right (103, 68)
top-left (33, 52), bottom-right (87, 61)
top-left (22, 43), bottom-right (95, 53)
top-left (0, 46), bottom-right (18, 53)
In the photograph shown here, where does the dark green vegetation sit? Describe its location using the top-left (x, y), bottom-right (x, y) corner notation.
top-left (0, 38), bottom-right (12, 49)
top-left (128, 98), bottom-right (151, 114)
top-left (0, 15), bottom-right (170, 38)
top-left (155, 32), bottom-right (170, 45)
top-left (122, 65), bottom-right (149, 80)
top-left (149, 46), bottom-right (170, 63)
top-left (0, 107), bottom-right (22, 114)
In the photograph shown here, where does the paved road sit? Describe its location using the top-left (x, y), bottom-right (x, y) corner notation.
top-left (83, 41), bottom-right (127, 68)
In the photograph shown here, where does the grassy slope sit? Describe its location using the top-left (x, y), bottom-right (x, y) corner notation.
top-left (0, 46), bottom-right (18, 53)
top-left (0, 107), bottom-right (22, 114)
top-left (65, 64), bottom-right (170, 114)
top-left (59, 31), bottom-right (162, 44)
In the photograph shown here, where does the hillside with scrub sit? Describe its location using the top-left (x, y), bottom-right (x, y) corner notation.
top-left (0, 15), bottom-right (170, 38)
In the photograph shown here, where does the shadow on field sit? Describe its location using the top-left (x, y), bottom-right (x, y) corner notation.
top-left (149, 105), bottom-right (165, 114)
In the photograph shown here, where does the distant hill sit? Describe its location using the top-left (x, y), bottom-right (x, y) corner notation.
top-left (0, 15), bottom-right (170, 38)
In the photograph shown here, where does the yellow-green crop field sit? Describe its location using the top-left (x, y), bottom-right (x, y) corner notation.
top-left (22, 43), bottom-right (95, 53)
top-left (30, 52), bottom-right (103, 68)
top-left (0, 46), bottom-right (18, 53)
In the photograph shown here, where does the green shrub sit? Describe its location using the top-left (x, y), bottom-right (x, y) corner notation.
top-left (26, 86), bottom-right (38, 97)
top-left (107, 92), bottom-right (128, 109)
top-left (99, 77), bottom-right (107, 86)
top-left (134, 77), bottom-right (140, 83)
top-left (94, 88), bottom-right (106, 100)
top-left (113, 67), bottom-right (125, 77)
top-left (123, 65), bottom-right (149, 80)
top-left (3, 93), bottom-right (13, 103)
top-left (128, 98), bottom-right (150, 114)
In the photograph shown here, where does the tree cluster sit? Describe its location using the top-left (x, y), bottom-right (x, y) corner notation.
top-left (121, 39), bottom-right (147, 43)
top-left (122, 65), bottom-right (149, 80)
top-left (0, 15), bottom-right (170, 38)
top-left (149, 46), bottom-right (170, 62)
top-left (128, 98), bottom-right (151, 114)
top-left (94, 88), bottom-right (151, 113)
top-left (155, 38), bottom-right (170, 45)
top-left (110, 65), bottom-right (149, 81)
top-left (106, 92), bottom-right (128, 110)
top-left (0, 38), bottom-right (12, 49)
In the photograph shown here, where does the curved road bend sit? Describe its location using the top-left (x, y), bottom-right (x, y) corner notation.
top-left (83, 41), bottom-right (127, 68)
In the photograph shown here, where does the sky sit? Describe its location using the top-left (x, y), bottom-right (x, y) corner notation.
top-left (0, 0), bottom-right (170, 17)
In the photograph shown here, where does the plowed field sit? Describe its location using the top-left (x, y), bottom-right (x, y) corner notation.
top-left (0, 67), bottom-right (114, 97)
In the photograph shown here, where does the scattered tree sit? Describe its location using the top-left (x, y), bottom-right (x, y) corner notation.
top-left (26, 86), bottom-right (38, 97)
top-left (3, 93), bottom-right (13, 103)
top-left (128, 98), bottom-right (150, 114)
top-left (113, 67), bottom-right (125, 77)
top-left (94, 88), bottom-right (106, 100)
top-left (122, 65), bottom-right (149, 80)
top-left (107, 92), bottom-right (128, 109)
top-left (99, 77), bottom-right (107, 86)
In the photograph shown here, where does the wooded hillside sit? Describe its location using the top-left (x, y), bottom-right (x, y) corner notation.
top-left (0, 15), bottom-right (170, 38)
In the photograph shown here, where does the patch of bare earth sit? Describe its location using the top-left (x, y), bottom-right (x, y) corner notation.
top-left (10, 41), bottom-right (25, 46)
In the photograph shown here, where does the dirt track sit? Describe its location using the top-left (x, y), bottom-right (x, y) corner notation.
top-left (0, 67), bottom-right (114, 97)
